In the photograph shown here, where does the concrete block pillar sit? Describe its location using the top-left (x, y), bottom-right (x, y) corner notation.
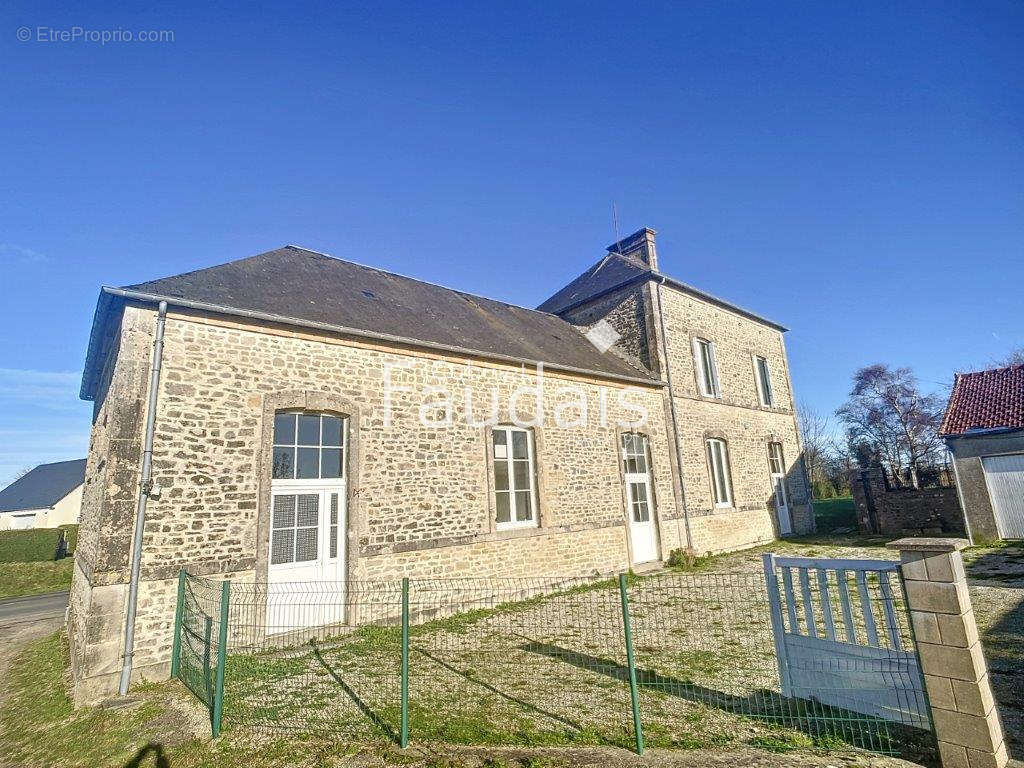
top-left (887, 538), bottom-right (1006, 768)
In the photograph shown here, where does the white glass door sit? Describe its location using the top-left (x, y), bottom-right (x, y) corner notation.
top-left (768, 442), bottom-right (792, 536)
top-left (622, 433), bottom-right (659, 564)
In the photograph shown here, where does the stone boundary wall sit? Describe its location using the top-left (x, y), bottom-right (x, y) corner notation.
top-left (850, 467), bottom-right (964, 536)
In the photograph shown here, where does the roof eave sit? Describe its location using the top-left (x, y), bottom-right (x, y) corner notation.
top-left (942, 425), bottom-right (1024, 440)
top-left (86, 286), bottom-right (665, 391)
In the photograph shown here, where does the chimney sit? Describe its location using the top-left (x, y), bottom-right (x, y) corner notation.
top-left (606, 227), bottom-right (658, 270)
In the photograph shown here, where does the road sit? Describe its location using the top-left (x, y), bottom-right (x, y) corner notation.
top-left (0, 590), bottom-right (68, 626)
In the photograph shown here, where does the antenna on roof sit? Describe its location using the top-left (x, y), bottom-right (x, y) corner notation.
top-left (611, 201), bottom-right (622, 252)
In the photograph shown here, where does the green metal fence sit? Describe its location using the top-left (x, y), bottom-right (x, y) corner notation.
top-left (171, 567), bottom-right (935, 761)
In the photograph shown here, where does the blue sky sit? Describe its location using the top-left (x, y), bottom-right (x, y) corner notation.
top-left (0, 1), bottom-right (1021, 485)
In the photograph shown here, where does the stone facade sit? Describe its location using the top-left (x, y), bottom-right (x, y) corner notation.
top-left (70, 238), bottom-right (812, 703)
top-left (560, 277), bottom-right (813, 554)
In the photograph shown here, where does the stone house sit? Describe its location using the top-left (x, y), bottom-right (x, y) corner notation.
top-left (69, 227), bottom-right (812, 702)
top-left (941, 363), bottom-right (1024, 542)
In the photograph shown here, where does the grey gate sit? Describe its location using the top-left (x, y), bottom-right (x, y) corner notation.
top-left (762, 554), bottom-right (930, 729)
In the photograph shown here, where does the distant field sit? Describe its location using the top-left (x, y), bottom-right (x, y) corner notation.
top-left (811, 497), bottom-right (856, 532)
top-left (0, 525), bottom-right (77, 563)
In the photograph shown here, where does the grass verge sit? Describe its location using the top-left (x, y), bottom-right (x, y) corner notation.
top-left (0, 558), bottom-right (74, 598)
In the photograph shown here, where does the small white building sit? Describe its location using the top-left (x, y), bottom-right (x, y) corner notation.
top-left (0, 458), bottom-right (86, 530)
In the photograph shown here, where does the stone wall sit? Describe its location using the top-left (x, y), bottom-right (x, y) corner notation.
top-left (654, 286), bottom-right (814, 549)
top-left (850, 467), bottom-right (965, 536)
top-left (70, 305), bottom-right (684, 702)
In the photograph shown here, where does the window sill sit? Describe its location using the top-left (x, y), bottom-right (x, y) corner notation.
top-left (493, 524), bottom-right (544, 540)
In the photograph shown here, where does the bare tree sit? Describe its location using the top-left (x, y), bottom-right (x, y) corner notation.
top-left (992, 346), bottom-right (1024, 367)
top-left (13, 465), bottom-right (34, 480)
top-left (797, 402), bottom-right (833, 498)
top-left (836, 365), bottom-right (944, 488)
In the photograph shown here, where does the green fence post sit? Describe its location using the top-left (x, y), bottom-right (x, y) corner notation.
top-left (169, 569), bottom-right (186, 679)
top-left (211, 579), bottom-right (231, 738)
top-left (618, 573), bottom-right (645, 755)
top-left (400, 576), bottom-right (410, 748)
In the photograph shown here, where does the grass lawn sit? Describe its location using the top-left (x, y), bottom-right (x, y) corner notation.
top-left (0, 524), bottom-right (77, 563)
top-left (811, 497), bottom-right (856, 532)
top-left (0, 558), bottom-right (74, 598)
top-left (4, 534), bottom-right (1021, 767)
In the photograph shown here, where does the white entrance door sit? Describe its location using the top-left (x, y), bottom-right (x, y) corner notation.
top-left (622, 433), bottom-right (659, 564)
top-left (267, 411), bottom-right (348, 634)
top-left (982, 453), bottom-right (1024, 540)
top-left (768, 442), bottom-right (792, 536)
top-left (267, 485), bottom-right (346, 633)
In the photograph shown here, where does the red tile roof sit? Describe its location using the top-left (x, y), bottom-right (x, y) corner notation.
top-left (940, 364), bottom-right (1024, 435)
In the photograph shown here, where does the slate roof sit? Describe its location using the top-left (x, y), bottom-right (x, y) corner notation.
top-left (940, 364), bottom-right (1024, 436)
top-left (0, 459), bottom-right (86, 513)
top-left (536, 252), bottom-right (787, 331)
top-left (537, 252), bottom-right (651, 314)
top-left (80, 247), bottom-right (658, 400)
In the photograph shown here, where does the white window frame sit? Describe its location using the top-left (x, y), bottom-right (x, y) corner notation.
top-left (491, 426), bottom-right (539, 530)
top-left (754, 355), bottom-right (774, 407)
top-left (271, 411), bottom-right (347, 486)
top-left (693, 337), bottom-right (721, 398)
top-left (706, 438), bottom-right (733, 508)
top-left (767, 441), bottom-right (785, 476)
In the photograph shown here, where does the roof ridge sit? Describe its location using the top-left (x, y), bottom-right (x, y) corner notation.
top-left (282, 244), bottom-right (569, 320)
top-left (960, 362), bottom-right (1024, 377)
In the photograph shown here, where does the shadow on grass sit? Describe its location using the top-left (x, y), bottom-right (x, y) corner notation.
top-left (123, 742), bottom-right (170, 768)
top-left (310, 644), bottom-right (398, 743)
top-left (413, 646), bottom-right (592, 737)
top-left (520, 640), bottom-right (937, 764)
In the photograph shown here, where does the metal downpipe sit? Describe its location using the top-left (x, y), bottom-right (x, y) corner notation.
top-left (655, 279), bottom-right (694, 552)
top-left (118, 300), bottom-right (168, 696)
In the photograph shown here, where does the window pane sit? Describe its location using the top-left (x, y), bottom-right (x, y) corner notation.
top-left (513, 459), bottom-right (530, 490)
top-left (272, 447), bottom-right (295, 479)
top-left (515, 491), bottom-right (533, 521)
top-left (297, 494), bottom-right (319, 527)
top-left (297, 447), bottom-right (319, 479)
top-left (297, 414), bottom-right (320, 445)
top-left (495, 492), bottom-right (511, 523)
top-left (494, 460), bottom-right (509, 491)
top-left (634, 500), bottom-right (650, 522)
top-left (492, 429), bottom-right (507, 458)
top-left (273, 413), bottom-right (296, 445)
top-left (321, 416), bottom-right (343, 447)
top-left (330, 524), bottom-right (338, 559)
top-left (321, 448), bottom-right (343, 479)
top-left (625, 456), bottom-right (639, 474)
top-left (330, 493), bottom-right (338, 525)
top-left (511, 430), bottom-right (529, 459)
top-left (295, 527), bottom-right (318, 562)
top-left (272, 495), bottom-right (296, 528)
top-left (271, 529), bottom-right (295, 564)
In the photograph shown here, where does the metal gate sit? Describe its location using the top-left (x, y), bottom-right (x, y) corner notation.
top-left (763, 554), bottom-right (930, 730)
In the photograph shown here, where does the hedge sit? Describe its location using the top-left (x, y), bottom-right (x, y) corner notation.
top-left (0, 525), bottom-right (78, 563)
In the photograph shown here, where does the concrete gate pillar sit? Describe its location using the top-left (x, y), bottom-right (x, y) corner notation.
top-left (887, 538), bottom-right (1007, 768)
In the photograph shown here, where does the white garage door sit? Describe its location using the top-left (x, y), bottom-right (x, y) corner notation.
top-left (982, 454), bottom-right (1024, 540)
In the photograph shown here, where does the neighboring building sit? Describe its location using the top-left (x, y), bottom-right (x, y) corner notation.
top-left (0, 458), bottom-right (86, 530)
top-left (68, 227), bottom-right (813, 702)
top-left (941, 363), bottom-right (1024, 542)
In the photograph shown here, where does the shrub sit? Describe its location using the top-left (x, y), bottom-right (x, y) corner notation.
top-left (0, 525), bottom-right (77, 563)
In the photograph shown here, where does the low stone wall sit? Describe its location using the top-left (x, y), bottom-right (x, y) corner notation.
top-left (849, 468), bottom-right (964, 536)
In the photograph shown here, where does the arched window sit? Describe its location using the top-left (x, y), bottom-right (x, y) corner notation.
top-left (269, 411), bottom-right (347, 570)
